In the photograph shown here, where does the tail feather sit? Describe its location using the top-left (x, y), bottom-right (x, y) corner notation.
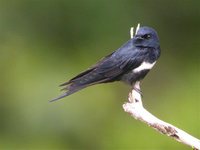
top-left (50, 84), bottom-right (85, 102)
top-left (50, 92), bottom-right (71, 102)
top-left (51, 70), bottom-right (111, 102)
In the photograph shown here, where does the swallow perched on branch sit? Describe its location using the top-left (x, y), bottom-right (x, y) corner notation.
top-left (51, 25), bottom-right (161, 102)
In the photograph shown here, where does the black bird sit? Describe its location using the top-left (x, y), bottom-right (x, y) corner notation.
top-left (51, 26), bottom-right (161, 102)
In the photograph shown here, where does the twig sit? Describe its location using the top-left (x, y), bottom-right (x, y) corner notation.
top-left (130, 23), bottom-right (140, 39)
top-left (123, 81), bottom-right (200, 149)
top-left (135, 23), bottom-right (140, 34)
top-left (130, 27), bottom-right (134, 39)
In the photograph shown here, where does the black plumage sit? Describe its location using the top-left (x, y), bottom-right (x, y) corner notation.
top-left (51, 26), bottom-right (161, 102)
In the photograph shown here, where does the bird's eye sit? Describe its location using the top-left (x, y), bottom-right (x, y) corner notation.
top-left (142, 34), bottom-right (151, 39)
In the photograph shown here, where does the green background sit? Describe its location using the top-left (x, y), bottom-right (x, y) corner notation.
top-left (0, 0), bottom-right (199, 149)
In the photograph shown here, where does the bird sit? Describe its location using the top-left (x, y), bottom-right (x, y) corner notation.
top-left (51, 26), bottom-right (161, 102)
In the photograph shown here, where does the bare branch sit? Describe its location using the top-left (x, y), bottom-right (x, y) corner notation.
top-left (123, 82), bottom-right (200, 149)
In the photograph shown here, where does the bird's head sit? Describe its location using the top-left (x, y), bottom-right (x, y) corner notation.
top-left (133, 26), bottom-right (160, 48)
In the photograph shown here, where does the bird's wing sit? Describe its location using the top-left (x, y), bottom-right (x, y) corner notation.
top-left (50, 48), bottom-right (144, 102)
top-left (60, 52), bottom-right (115, 86)
top-left (62, 48), bottom-right (145, 86)
top-left (96, 50), bottom-right (143, 79)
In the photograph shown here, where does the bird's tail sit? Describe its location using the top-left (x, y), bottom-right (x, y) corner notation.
top-left (50, 69), bottom-right (109, 102)
top-left (49, 85), bottom-right (85, 102)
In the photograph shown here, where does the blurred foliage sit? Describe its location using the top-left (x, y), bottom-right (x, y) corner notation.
top-left (0, 0), bottom-right (199, 149)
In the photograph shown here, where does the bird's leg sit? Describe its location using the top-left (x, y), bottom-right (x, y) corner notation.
top-left (128, 81), bottom-right (143, 103)
top-left (133, 81), bottom-right (143, 96)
